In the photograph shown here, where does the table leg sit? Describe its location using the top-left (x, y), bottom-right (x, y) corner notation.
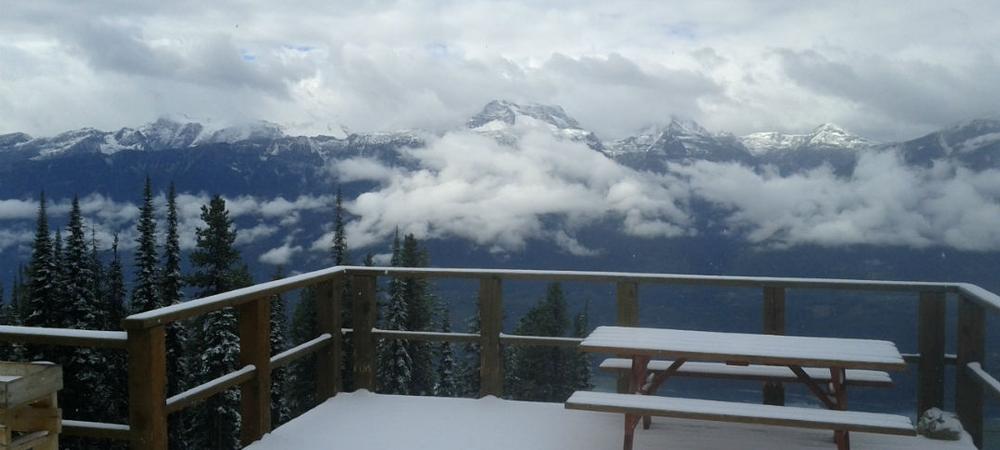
top-left (830, 367), bottom-right (849, 450)
top-left (624, 413), bottom-right (640, 450)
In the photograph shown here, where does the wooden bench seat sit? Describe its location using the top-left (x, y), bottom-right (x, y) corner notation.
top-left (599, 358), bottom-right (893, 387)
top-left (565, 391), bottom-right (915, 450)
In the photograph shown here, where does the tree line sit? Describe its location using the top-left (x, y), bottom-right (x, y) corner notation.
top-left (0, 182), bottom-right (592, 449)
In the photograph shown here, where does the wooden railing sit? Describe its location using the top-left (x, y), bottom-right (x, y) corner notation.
top-left (1, 266), bottom-right (999, 449)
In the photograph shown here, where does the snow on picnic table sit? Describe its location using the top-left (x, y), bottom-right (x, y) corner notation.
top-left (246, 390), bottom-right (974, 450)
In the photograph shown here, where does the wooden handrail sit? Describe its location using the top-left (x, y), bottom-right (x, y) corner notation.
top-left (0, 326), bottom-right (127, 349)
top-left (373, 329), bottom-right (480, 343)
top-left (165, 365), bottom-right (256, 415)
top-left (271, 333), bottom-right (333, 369)
top-left (967, 363), bottom-right (1000, 400)
top-left (62, 419), bottom-right (131, 441)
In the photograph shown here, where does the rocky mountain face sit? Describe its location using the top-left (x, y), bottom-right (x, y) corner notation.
top-left (1, 101), bottom-right (998, 199)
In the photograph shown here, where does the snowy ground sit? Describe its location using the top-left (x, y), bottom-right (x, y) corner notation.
top-left (247, 390), bottom-right (975, 450)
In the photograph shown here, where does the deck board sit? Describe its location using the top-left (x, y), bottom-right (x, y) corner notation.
top-left (246, 391), bottom-right (973, 450)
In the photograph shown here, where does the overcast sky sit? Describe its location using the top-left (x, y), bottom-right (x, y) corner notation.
top-left (1, 1), bottom-right (998, 141)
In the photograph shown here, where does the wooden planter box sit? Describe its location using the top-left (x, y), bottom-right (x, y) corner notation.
top-left (0, 362), bottom-right (63, 450)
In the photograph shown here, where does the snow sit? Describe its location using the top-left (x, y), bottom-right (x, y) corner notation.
top-left (0, 325), bottom-right (127, 342)
top-left (567, 391), bottom-right (913, 433)
top-left (246, 390), bottom-right (972, 450)
top-left (0, 375), bottom-right (20, 383)
top-left (741, 124), bottom-right (875, 155)
top-left (581, 326), bottom-right (905, 369)
top-left (598, 358), bottom-right (892, 384)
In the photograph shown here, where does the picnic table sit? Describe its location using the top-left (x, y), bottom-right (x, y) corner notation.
top-left (567, 326), bottom-right (912, 450)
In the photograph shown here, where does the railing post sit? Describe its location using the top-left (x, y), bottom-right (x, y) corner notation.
top-left (316, 276), bottom-right (343, 400)
top-left (956, 295), bottom-right (985, 448)
top-left (238, 296), bottom-right (272, 445)
top-left (352, 274), bottom-right (377, 391)
top-left (126, 325), bottom-right (168, 450)
top-left (917, 291), bottom-right (946, 416)
top-left (762, 286), bottom-right (786, 406)
top-left (479, 277), bottom-right (503, 397)
top-left (616, 281), bottom-right (639, 393)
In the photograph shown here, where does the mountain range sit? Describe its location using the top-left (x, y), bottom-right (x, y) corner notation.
top-left (3, 100), bottom-right (998, 193)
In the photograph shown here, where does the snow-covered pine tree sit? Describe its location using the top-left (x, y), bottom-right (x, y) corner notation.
top-left (434, 307), bottom-right (458, 397)
top-left (331, 187), bottom-right (355, 391)
top-left (132, 176), bottom-right (160, 313)
top-left (60, 196), bottom-right (117, 434)
top-left (88, 227), bottom-right (106, 321)
top-left (269, 267), bottom-right (291, 427)
top-left (25, 192), bottom-right (61, 362)
top-left (106, 234), bottom-right (127, 329)
top-left (456, 306), bottom-right (481, 397)
top-left (0, 281), bottom-right (11, 360)
top-left (287, 287), bottom-right (318, 417)
top-left (399, 233), bottom-right (437, 395)
top-left (377, 231), bottom-right (412, 394)
top-left (186, 195), bottom-right (247, 450)
top-left (160, 183), bottom-right (191, 450)
top-left (571, 301), bottom-right (593, 391)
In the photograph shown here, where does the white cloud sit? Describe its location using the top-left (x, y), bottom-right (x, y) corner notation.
top-left (672, 152), bottom-right (1000, 250)
top-left (259, 241), bottom-right (303, 266)
top-left (339, 124), bottom-right (691, 251)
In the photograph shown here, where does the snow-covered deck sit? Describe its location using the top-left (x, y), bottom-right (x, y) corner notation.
top-left (246, 391), bottom-right (975, 450)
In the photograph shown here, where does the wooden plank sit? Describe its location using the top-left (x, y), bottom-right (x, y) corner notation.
top-left (351, 275), bottom-right (377, 391)
top-left (498, 334), bottom-right (581, 347)
top-left (122, 266), bottom-right (348, 329)
top-left (967, 363), bottom-right (1000, 400)
top-left (61, 420), bottom-right (131, 441)
top-left (917, 291), bottom-right (946, 415)
top-left (238, 296), bottom-right (271, 445)
top-left (598, 359), bottom-right (893, 387)
top-left (315, 277), bottom-right (342, 400)
top-left (127, 325), bottom-right (167, 450)
top-left (581, 326), bottom-right (907, 372)
top-left (479, 277), bottom-right (503, 397)
top-left (0, 363), bottom-right (62, 410)
top-left (270, 334), bottom-right (333, 369)
top-left (565, 391), bottom-right (916, 436)
top-left (0, 326), bottom-right (127, 349)
top-left (762, 286), bottom-right (786, 406)
top-left (955, 295), bottom-right (985, 448)
top-left (616, 281), bottom-right (639, 394)
top-left (165, 366), bottom-right (256, 414)
top-left (374, 329), bottom-right (480, 343)
top-left (343, 266), bottom-right (954, 293)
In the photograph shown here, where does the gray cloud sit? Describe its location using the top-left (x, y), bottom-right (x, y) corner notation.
top-left (4, 1), bottom-right (997, 139)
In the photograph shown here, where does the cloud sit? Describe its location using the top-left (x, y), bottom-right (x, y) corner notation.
top-left (259, 240), bottom-right (303, 266)
top-left (5, 1), bottom-right (997, 140)
top-left (672, 151), bottom-right (1000, 250)
top-left (338, 124), bottom-right (691, 251)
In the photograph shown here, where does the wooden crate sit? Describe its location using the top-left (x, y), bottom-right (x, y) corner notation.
top-left (0, 362), bottom-right (62, 450)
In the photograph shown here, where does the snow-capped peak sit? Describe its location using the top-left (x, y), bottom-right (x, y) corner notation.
top-left (198, 120), bottom-right (285, 144)
top-left (740, 123), bottom-right (874, 155)
top-left (466, 100), bottom-right (581, 130)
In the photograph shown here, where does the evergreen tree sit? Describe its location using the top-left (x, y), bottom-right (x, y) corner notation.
top-left (160, 183), bottom-right (192, 450)
top-left (269, 267), bottom-right (291, 427)
top-left (132, 176), bottom-right (160, 313)
top-left (0, 281), bottom-right (12, 360)
top-left (456, 306), bottom-right (481, 397)
top-left (571, 301), bottom-right (593, 391)
top-left (398, 233), bottom-right (437, 395)
top-left (25, 192), bottom-right (61, 362)
top-left (506, 283), bottom-right (575, 402)
top-left (187, 195), bottom-right (248, 450)
top-left (377, 232), bottom-right (412, 394)
top-left (88, 227), bottom-right (106, 321)
top-left (434, 308), bottom-right (458, 397)
top-left (58, 196), bottom-right (115, 429)
top-left (331, 187), bottom-right (354, 391)
top-left (106, 235), bottom-right (127, 329)
top-left (51, 229), bottom-right (66, 325)
top-left (287, 287), bottom-right (317, 416)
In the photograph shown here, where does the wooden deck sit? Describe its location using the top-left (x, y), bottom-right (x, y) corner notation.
top-left (246, 391), bottom-right (976, 450)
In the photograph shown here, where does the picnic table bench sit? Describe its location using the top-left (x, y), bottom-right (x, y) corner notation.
top-left (565, 326), bottom-right (915, 450)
